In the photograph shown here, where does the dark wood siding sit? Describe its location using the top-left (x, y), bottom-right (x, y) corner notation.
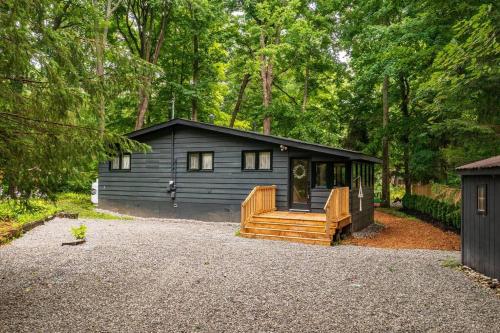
top-left (98, 124), bottom-right (376, 229)
top-left (99, 126), bottom-right (289, 221)
top-left (461, 174), bottom-right (500, 279)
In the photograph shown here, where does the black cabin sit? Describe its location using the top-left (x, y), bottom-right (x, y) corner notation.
top-left (457, 156), bottom-right (500, 279)
top-left (98, 119), bottom-right (380, 232)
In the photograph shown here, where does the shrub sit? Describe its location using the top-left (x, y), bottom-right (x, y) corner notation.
top-left (402, 193), bottom-right (461, 230)
top-left (71, 224), bottom-right (87, 240)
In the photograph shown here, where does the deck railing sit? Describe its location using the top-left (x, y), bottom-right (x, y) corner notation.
top-left (324, 187), bottom-right (350, 239)
top-left (241, 185), bottom-right (277, 228)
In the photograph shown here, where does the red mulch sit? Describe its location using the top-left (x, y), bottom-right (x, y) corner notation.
top-left (344, 210), bottom-right (460, 251)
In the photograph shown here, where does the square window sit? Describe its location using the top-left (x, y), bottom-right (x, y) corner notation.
top-left (201, 152), bottom-right (213, 170)
top-left (259, 151), bottom-right (271, 170)
top-left (189, 153), bottom-right (200, 170)
top-left (121, 154), bottom-right (131, 170)
top-left (477, 184), bottom-right (487, 215)
top-left (244, 152), bottom-right (256, 170)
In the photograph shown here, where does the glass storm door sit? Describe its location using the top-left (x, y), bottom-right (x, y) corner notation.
top-left (290, 158), bottom-right (311, 210)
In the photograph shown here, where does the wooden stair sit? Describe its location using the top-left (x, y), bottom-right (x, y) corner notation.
top-left (239, 186), bottom-right (351, 246)
top-left (240, 211), bottom-right (338, 246)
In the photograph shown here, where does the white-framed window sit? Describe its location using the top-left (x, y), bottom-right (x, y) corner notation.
top-left (242, 151), bottom-right (272, 171)
top-left (110, 154), bottom-right (131, 171)
top-left (477, 184), bottom-right (487, 215)
top-left (188, 152), bottom-right (213, 171)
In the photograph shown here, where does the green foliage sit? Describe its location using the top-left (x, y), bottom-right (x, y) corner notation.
top-left (56, 193), bottom-right (129, 220)
top-left (441, 257), bottom-right (461, 269)
top-left (0, 199), bottom-right (57, 226)
top-left (70, 224), bottom-right (87, 240)
top-left (402, 193), bottom-right (461, 230)
top-left (1, 0), bottom-right (498, 198)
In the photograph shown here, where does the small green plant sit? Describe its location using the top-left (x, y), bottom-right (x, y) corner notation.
top-left (234, 229), bottom-right (241, 236)
top-left (441, 257), bottom-right (461, 269)
top-left (71, 224), bottom-right (87, 240)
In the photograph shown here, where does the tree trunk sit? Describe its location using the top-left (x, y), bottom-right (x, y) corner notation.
top-left (260, 30), bottom-right (273, 135)
top-left (381, 75), bottom-right (390, 207)
top-left (94, 0), bottom-right (121, 135)
top-left (191, 32), bottom-right (199, 121)
top-left (301, 65), bottom-right (309, 112)
top-left (229, 73), bottom-right (250, 128)
top-left (400, 74), bottom-right (411, 195)
top-left (135, 77), bottom-right (151, 130)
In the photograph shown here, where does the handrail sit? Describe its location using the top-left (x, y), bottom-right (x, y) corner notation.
top-left (241, 185), bottom-right (277, 228)
top-left (324, 187), bottom-right (350, 239)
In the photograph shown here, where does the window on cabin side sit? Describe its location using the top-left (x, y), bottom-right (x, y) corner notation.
top-left (244, 152), bottom-right (256, 170)
top-left (201, 153), bottom-right (213, 170)
top-left (477, 184), bottom-right (487, 215)
top-left (259, 151), bottom-right (271, 170)
top-left (110, 154), bottom-right (131, 171)
top-left (111, 156), bottom-right (120, 170)
top-left (121, 154), bottom-right (131, 170)
top-left (242, 151), bottom-right (272, 170)
top-left (314, 163), bottom-right (328, 188)
top-left (188, 152), bottom-right (213, 171)
top-left (333, 163), bottom-right (346, 187)
top-left (189, 153), bottom-right (200, 170)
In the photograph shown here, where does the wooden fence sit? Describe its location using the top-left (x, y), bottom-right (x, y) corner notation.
top-left (412, 183), bottom-right (461, 204)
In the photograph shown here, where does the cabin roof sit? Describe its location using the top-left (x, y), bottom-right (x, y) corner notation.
top-left (457, 155), bottom-right (500, 171)
top-left (127, 118), bottom-right (381, 163)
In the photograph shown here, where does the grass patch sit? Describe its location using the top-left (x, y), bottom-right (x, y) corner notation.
top-left (0, 199), bottom-right (58, 244)
top-left (376, 207), bottom-right (417, 220)
top-left (55, 193), bottom-right (129, 220)
top-left (441, 257), bottom-right (461, 269)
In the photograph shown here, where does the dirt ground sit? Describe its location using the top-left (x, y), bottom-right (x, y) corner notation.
top-left (344, 210), bottom-right (461, 251)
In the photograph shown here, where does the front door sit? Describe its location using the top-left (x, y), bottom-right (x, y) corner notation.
top-left (290, 158), bottom-right (311, 210)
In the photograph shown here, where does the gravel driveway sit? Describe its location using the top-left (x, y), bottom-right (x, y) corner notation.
top-left (1, 217), bottom-right (499, 332)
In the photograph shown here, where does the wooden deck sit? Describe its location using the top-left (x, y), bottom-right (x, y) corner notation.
top-left (239, 186), bottom-right (352, 246)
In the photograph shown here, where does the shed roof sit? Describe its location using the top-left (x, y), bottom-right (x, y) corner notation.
top-left (456, 155), bottom-right (500, 171)
top-left (127, 118), bottom-right (381, 163)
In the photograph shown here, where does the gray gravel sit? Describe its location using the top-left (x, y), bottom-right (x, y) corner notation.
top-left (1, 217), bottom-right (499, 333)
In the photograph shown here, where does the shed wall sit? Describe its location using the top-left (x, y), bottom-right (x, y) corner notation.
top-left (461, 174), bottom-right (500, 279)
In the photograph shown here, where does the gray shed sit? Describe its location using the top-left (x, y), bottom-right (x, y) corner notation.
top-left (457, 156), bottom-right (500, 279)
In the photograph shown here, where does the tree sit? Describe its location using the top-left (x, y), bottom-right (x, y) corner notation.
top-left (115, 0), bottom-right (173, 130)
top-left (0, 0), bottom-right (147, 198)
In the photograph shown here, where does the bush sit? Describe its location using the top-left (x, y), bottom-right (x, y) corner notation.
top-left (71, 224), bottom-right (87, 240)
top-left (402, 193), bottom-right (461, 230)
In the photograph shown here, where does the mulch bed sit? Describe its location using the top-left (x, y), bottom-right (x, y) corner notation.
top-left (401, 208), bottom-right (460, 234)
top-left (343, 210), bottom-right (460, 251)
